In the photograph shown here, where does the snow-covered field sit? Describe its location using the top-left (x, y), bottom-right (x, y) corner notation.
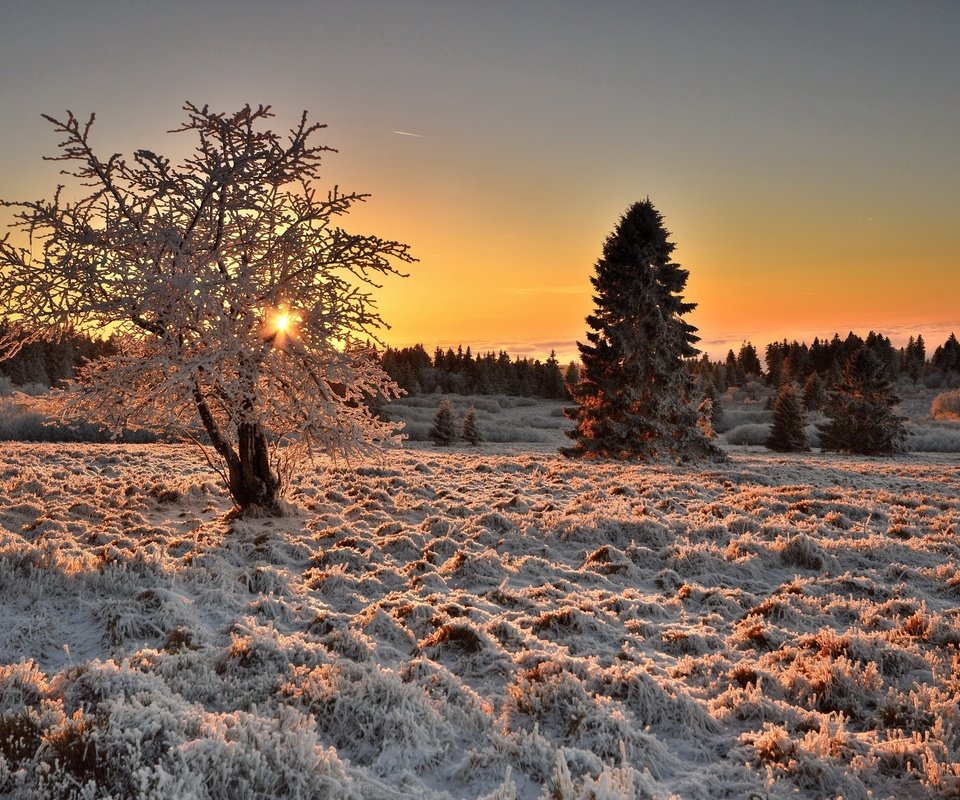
top-left (1, 442), bottom-right (958, 799)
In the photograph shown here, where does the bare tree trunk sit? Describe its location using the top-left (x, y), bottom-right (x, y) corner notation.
top-left (230, 421), bottom-right (281, 515)
top-left (193, 383), bottom-right (282, 516)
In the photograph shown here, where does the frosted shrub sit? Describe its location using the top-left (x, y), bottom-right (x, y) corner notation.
top-left (282, 661), bottom-right (452, 775)
top-left (590, 662), bottom-right (718, 736)
top-left (908, 423), bottom-right (960, 452)
top-left (714, 406), bottom-right (770, 433)
top-left (931, 389), bottom-right (960, 420)
top-left (781, 534), bottom-right (827, 571)
top-left (724, 423), bottom-right (770, 445)
top-left (36, 696), bottom-right (355, 800)
top-left (0, 400), bottom-right (51, 442)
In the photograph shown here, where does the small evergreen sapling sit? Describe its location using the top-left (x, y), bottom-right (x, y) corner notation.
top-left (696, 381), bottom-right (719, 439)
top-left (430, 399), bottom-right (457, 446)
top-left (766, 383), bottom-right (809, 452)
top-left (461, 407), bottom-right (481, 446)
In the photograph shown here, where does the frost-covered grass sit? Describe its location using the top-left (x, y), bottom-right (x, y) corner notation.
top-left (1, 443), bottom-right (958, 798)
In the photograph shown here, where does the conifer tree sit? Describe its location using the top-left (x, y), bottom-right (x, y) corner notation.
top-left (430, 399), bottom-right (457, 446)
top-left (932, 333), bottom-right (960, 375)
top-left (563, 362), bottom-right (580, 396)
top-left (701, 381), bottom-right (722, 430)
top-left (461, 406), bottom-right (481, 446)
top-left (724, 349), bottom-right (743, 386)
top-left (903, 335), bottom-right (924, 385)
top-left (766, 383), bottom-right (809, 452)
top-left (802, 372), bottom-right (826, 412)
top-left (542, 351), bottom-right (567, 398)
top-left (737, 342), bottom-right (763, 379)
top-left (563, 199), bottom-right (721, 461)
top-left (819, 347), bottom-right (907, 455)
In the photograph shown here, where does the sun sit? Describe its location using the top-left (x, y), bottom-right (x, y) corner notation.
top-left (266, 308), bottom-right (299, 342)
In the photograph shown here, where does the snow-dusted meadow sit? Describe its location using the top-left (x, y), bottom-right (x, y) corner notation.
top-left (1, 433), bottom-right (958, 799)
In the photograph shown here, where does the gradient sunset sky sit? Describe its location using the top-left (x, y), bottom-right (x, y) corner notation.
top-left (2, 1), bottom-right (957, 361)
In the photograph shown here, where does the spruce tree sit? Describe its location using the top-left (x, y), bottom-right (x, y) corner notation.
top-left (430, 399), bottom-right (457, 446)
top-left (563, 362), bottom-right (580, 398)
top-left (766, 383), bottom-right (809, 452)
top-left (932, 333), bottom-right (960, 375)
top-left (461, 407), bottom-right (481, 446)
top-left (724, 349), bottom-right (743, 386)
top-left (701, 381), bottom-right (722, 430)
top-left (819, 347), bottom-right (907, 455)
top-left (563, 199), bottom-right (721, 461)
top-left (737, 342), bottom-right (763, 380)
top-left (542, 351), bottom-right (567, 398)
top-left (801, 372), bottom-right (826, 412)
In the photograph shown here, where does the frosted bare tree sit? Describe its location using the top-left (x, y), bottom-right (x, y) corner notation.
top-left (0, 103), bottom-right (414, 515)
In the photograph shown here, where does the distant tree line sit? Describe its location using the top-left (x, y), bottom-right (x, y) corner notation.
top-left (685, 330), bottom-right (960, 457)
top-left (0, 324), bottom-right (116, 389)
top-left (689, 331), bottom-right (960, 394)
top-left (379, 344), bottom-right (577, 399)
top-left (4, 322), bottom-right (958, 408)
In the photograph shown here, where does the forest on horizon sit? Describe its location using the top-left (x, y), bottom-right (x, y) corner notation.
top-left (2, 323), bottom-right (959, 400)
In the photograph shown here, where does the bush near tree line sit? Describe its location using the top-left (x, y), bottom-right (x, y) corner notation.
top-left (931, 389), bottom-right (960, 420)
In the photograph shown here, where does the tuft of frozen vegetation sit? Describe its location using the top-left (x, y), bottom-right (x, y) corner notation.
top-left (0, 442), bottom-right (958, 798)
top-left (907, 422), bottom-right (960, 453)
top-left (723, 423), bottom-right (770, 446)
top-left (930, 389), bottom-right (960, 420)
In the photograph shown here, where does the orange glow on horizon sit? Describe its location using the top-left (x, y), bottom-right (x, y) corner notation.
top-left (342, 192), bottom-right (960, 365)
